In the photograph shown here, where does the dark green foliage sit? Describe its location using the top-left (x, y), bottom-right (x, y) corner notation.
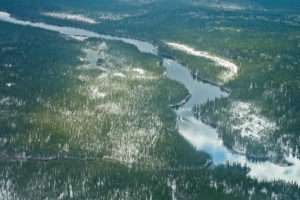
top-left (0, 1), bottom-right (300, 199)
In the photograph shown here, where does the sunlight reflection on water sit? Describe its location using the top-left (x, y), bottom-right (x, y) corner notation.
top-left (0, 10), bottom-right (299, 184)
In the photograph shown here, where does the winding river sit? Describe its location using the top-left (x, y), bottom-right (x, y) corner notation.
top-left (1, 11), bottom-right (300, 184)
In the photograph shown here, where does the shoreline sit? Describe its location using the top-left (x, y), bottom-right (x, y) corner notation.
top-left (158, 54), bottom-right (232, 93)
top-left (165, 42), bottom-right (239, 80)
top-left (1, 10), bottom-right (300, 185)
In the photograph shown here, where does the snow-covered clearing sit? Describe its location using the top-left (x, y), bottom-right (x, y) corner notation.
top-left (230, 101), bottom-right (278, 139)
top-left (42, 12), bottom-right (97, 24)
top-left (166, 42), bottom-right (238, 80)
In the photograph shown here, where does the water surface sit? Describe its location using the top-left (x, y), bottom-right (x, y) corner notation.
top-left (0, 11), bottom-right (158, 55)
top-left (1, 10), bottom-right (300, 184)
top-left (163, 59), bottom-right (300, 184)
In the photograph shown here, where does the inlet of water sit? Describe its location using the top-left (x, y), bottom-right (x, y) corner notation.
top-left (1, 11), bottom-right (300, 184)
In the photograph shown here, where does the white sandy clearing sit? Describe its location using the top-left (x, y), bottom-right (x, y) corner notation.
top-left (43, 12), bottom-right (97, 24)
top-left (166, 42), bottom-right (238, 79)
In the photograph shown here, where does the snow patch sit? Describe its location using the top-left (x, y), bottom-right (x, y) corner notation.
top-left (43, 12), bottom-right (97, 24)
top-left (0, 11), bottom-right (10, 18)
top-left (129, 68), bottom-right (158, 80)
top-left (3, 64), bottom-right (13, 68)
top-left (132, 68), bottom-right (145, 75)
top-left (97, 12), bottom-right (131, 21)
top-left (190, 1), bottom-right (258, 11)
top-left (0, 97), bottom-right (24, 107)
top-left (89, 86), bottom-right (107, 99)
top-left (5, 83), bottom-right (15, 88)
top-left (113, 72), bottom-right (126, 78)
top-left (95, 103), bottom-right (123, 115)
top-left (230, 101), bottom-right (278, 139)
top-left (0, 180), bottom-right (14, 200)
top-left (165, 42), bottom-right (238, 80)
top-left (247, 155), bottom-right (300, 184)
top-left (70, 35), bottom-right (88, 41)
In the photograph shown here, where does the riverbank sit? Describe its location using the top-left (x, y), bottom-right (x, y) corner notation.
top-left (1, 9), bottom-right (300, 185)
top-left (165, 42), bottom-right (238, 81)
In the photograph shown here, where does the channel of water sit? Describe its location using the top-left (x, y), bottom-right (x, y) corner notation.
top-left (1, 11), bottom-right (299, 184)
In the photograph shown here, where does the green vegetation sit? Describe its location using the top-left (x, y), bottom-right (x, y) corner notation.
top-left (1, 160), bottom-right (300, 200)
top-left (1, 0), bottom-right (300, 199)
